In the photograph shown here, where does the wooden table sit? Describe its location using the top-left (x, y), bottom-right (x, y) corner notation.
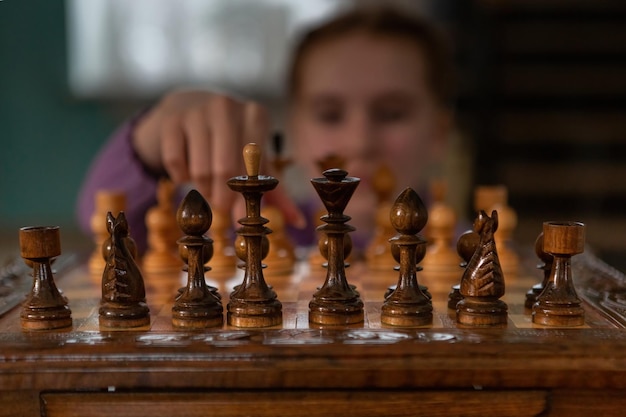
top-left (1, 250), bottom-right (626, 417)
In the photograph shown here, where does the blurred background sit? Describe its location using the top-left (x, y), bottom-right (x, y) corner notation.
top-left (1, 0), bottom-right (625, 267)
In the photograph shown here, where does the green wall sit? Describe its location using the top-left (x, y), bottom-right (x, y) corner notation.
top-left (0, 0), bottom-right (130, 234)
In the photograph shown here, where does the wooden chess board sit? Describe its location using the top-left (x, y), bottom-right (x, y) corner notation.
top-left (1, 251), bottom-right (626, 417)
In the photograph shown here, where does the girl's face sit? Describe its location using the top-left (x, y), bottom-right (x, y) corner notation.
top-left (289, 31), bottom-right (450, 240)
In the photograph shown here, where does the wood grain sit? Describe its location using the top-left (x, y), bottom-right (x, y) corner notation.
top-left (42, 390), bottom-right (548, 417)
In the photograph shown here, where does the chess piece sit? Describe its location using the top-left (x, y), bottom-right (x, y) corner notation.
top-left (270, 132), bottom-right (292, 177)
top-left (525, 232), bottom-right (554, 309)
top-left (262, 206), bottom-right (295, 276)
top-left (381, 188), bottom-right (432, 327)
top-left (308, 154), bottom-right (346, 268)
top-left (532, 221), bottom-right (585, 327)
top-left (207, 209), bottom-right (237, 278)
top-left (456, 210), bottom-right (508, 326)
top-left (474, 185), bottom-right (519, 278)
top-left (89, 190), bottom-right (126, 275)
top-left (172, 190), bottom-right (223, 328)
top-left (227, 143), bottom-right (282, 328)
top-left (447, 229), bottom-right (479, 309)
top-left (143, 179), bottom-right (182, 273)
top-left (177, 236), bottom-right (221, 301)
top-left (309, 168), bottom-right (364, 326)
top-left (365, 165), bottom-right (397, 271)
top-left (421, 180), bottom-right (461, 284)
top-left (19, 226), bottom-right (72, 330)
top-left (256, 133), bottom-right (296, 276)
top-left (99, 212), bottom-right (150, 328)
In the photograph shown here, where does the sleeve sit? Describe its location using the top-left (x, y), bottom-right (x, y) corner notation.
top-left (75, 109), bottom-right (158, 254)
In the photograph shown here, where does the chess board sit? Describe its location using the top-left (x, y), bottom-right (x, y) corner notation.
top-left (1, 251), bottom-right (626, 417)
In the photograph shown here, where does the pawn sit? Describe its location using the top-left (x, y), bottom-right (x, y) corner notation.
top-left (99, 212), bottom-right (150, 328)
top-left (207, 209), bottom-right (237, 278)
top-left (532, 221), bottom-right (585, 327)
top-left (19, 226), bottom-right (72, 330)
top-left (143, 179), bottom-right (182, 273)
top-left (456, 210), bottom-right (508, 326)
top-left (89, 190), bottom-right (126, 275)
top-left (421, 180), bottom-right (461, 285)
top-left (172, 190), bottom-right (223, 329)
top-left (447, 229), bottom-right (479, 309)
top-left (262, 206), bottom-right (295, 276)
top-left (525, 232), bottom-right (554, 309)
top-left (381, 188), bottom-right (432, 327)
top-left (365, 165), bottom-right (397, 271)
top-left (177, 239), bottom-right (221, 301)
top-left (384, 241), bottom-right (431, 300)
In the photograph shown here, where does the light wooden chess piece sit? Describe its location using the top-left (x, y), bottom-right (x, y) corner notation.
top-left (532, 221), bottom-right (585, 327)
top-left (99, 212), bottom-right (150, 328)
top-left (421, 180), bottom-right (461, 287)
top-left (262, 206), bottom-right (295, 276)
top-left (89, 190), bottom-right (126, 275)
top-left (456, 210), bottom-right (508, 326)
top-left (207, 209), bottom-right (237, 278)
top-left (309, 168), bottom-right (363, 326)
top-left (365, 165), bottom-right (397, 271)
top-left (172, 190), bottom-right (223, 329)
top-left (227, 143), bottom-right (282, 328)
top-left (263, 132), bottom-right (296, 276)
top-left (19, 226), bottom-right (72, 330)
top-left (474, 185), bottom-right (519, 278)
top-left (381, 188), bottom-right (432, 327)
top-left (143, 179), bottom-right (182, 273)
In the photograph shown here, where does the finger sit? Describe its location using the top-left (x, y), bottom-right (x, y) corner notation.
top-left (243, 101), bottom-right (272, 173)
top-left (209, 96), bottom-right (244, 213)
top-left (161, 114), bottom-right (190, 184)
top-left (243, 101), bottom-right (270, 148)
top-left (183, 106), bottom-right (213, 202)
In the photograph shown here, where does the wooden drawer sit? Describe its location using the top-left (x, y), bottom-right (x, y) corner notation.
top-left (41, 390), bottom-right (547, 417)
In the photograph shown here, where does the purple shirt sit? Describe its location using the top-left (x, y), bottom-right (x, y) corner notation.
top-left (76, 111), bottom-right (319, 254)
top-left (76, 111), bottom-right (157, 254)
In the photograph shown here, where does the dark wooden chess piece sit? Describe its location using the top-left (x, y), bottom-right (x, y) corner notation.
top-left (309, 168), bottom-right (364, 326)
top-left (456, 210), bottom-right (508, 326)
top-left (19, 226), bottom-right (72, 330)
top-left (177, 237), bottom-right (221, 301)
top-left (172, 190), bottom-right (223, 328)
top-left (525, 232), bottom-right (554, 309)
top-left (99, 212), bottom-right (150, 328)
top-left (270, 132), bottom-right (291, 177)
top-left (309, 154), bottom-right (347, 269)
top-left (532, 221), bottom-right (585, 327)
top-left (384, 236), bottom-right (431, 300)
top-left (381, 188), bottom-right (432, 327)
top-left (89, 190), bottom-right (127, 275)
top-left (447, 229), bottom-right (479, 309)
top-left (227, 143), bottom-right (282, 328)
